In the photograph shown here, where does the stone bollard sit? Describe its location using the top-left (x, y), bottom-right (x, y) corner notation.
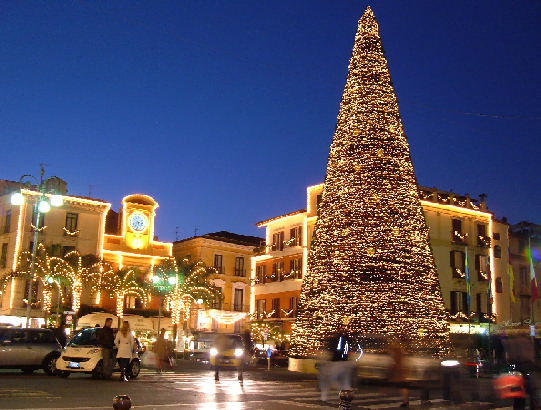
top-left (113, 394), bottom-right (132, 410)
top-left (338, 389), bottom-right (354, 409)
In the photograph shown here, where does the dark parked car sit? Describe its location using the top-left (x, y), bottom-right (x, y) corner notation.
top-left (0, 327), bottom-right (62, 375)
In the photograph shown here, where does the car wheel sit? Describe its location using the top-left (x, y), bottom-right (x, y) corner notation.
top-left (59, 371), bottom-right (70, 378)
top-left (127, 360), bottom-right (140, 379)
top-left (22, 368), bottom-right (35, 374)
top-left (43, 353), bottom-right (59, 376)
top-left (92, 361), bottom-right (104, 379)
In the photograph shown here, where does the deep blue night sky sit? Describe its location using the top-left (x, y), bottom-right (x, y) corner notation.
top-left (1, 1), bottom-right (540, 241)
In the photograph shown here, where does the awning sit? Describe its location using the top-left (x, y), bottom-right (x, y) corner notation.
top-left (77, 312), bottom-right (119, 329)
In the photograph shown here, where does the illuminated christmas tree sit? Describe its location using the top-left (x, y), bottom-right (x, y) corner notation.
top-left (289, 7), bottom-right (450, 358)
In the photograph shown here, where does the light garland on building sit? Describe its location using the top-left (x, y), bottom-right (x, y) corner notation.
top-left (208, 309), bottom-right (247, 325)
top-left (289, 7), bottom-right (450, 359)
top-left (62, 227), bottom-right (80, 237)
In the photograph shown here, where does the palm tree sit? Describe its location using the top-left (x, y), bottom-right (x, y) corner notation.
top-left (152, 258), bottom-right (222, 327)
top-left (84, 259), bottom-right (115, 305)
top-left (104, 268), bottom-right (147, 318)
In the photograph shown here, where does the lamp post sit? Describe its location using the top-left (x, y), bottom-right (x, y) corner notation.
top-left (152, 271), bottom-right (178, 336)
top-left (11, 166), bottom-right (63, 328)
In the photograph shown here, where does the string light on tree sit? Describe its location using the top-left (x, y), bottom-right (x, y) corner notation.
top-left (289, 7), bottom-right (450, 359)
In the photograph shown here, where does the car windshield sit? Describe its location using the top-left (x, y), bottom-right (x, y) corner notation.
top-left (69, 329), bottom-right (98, 347)
top-left (214, 335), bottom-right (243, 350)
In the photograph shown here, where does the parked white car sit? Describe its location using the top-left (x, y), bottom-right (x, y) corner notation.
top-left (56, 328), bottom-right (141, 379)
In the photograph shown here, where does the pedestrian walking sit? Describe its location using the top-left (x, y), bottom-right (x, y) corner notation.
top-left (97, 318), bottom-right (115, 379)
top-left (388, 340), bottom-right (409, 407)
top-left (319, 332), bottom-right (355, 402)
top-left (115, 321), bottom-right (135, 382)
top-left (504, 333), bottom-right (538, 410)
top-left (155, 328), bottom-right (168, 372)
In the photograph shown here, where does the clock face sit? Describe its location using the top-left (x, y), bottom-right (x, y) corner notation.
top-left (128, 212), bottom-right (148, 233)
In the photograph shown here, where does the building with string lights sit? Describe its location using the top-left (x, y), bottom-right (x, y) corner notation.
top-left (0, 178), bottom-right (172, 327)
top-left (251, 182), bottom-right (511, 343)
top-left (173, 231), bottom-right (264, 338)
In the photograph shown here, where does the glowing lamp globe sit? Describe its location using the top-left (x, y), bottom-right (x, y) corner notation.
top-left (196, 298), bottom-right (203, 305)
top-left (46, 277), bottom-right (53, 284)
top-left (38, 200), bottom-right (51, 213)
top-left (50, 195), bottom-right (63, 207)
top-left (152, 276), bottom-right (160, 284)
top-left (10, 192), bottom-right (24, 206)
top-left (167, 276), bottom-right (177, 285)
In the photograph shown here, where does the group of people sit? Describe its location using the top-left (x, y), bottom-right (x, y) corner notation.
top-left (96, 317), bottom-right (136, 381)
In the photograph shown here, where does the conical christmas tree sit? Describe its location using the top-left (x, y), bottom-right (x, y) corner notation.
top-left (289, 7), bottom-right (450, 358)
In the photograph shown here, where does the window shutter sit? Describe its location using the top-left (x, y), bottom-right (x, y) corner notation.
top-left (460, 251), bottom-right (466, 270)
top-left (475, 254), bottom-right (480, 271)
top-left (450, 251), bottom-right (455, 268)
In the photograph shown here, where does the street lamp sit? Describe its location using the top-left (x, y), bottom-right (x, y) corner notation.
top-left (11, 166), bottom-right (63, 328)
top-left (151, 271), bottom-right (178, 336)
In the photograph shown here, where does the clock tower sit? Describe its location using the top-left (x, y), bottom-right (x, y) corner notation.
top-left (121, 194), bottom-right (158, 250)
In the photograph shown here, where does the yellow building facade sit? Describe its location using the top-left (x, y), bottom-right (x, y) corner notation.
top-left (173, 231), bottom-right (263, 334)
top-left (0, 179), bottom-right (171, 326)
top-left (252, 183), bottom-right (511, 340)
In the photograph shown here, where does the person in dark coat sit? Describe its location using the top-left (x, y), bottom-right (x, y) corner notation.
top-left (97, 318), bottom-right (115, 378)
top-left (53, 324), bottom-right (67, 347)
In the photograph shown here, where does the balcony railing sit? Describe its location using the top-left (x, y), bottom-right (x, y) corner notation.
top-left (451, 231), bottom-right (468, 244)
top-left (281, 270), bottom-right (302, 280)
top-left (234, 268), bottom-right (246, 277)
top-left (452, 267), bottom-right (466, 279)
top-left (213, 266), bottom-right (224, 274)
top-left (477, 235), bottom-right (491, 248)
top-left (211, 302), bottom-right (250, 313)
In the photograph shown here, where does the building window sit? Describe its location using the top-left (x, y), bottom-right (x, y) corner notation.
top-left (234, 257), bottom-right (245, 277)
top-left (289, 226), bottom-right (302, 247)
top-left (450, 291), bottom-right (468, 315)
top-left (65, 213), bottom-right (78, 232)
top-left (271, 232), bottom-right (284, 251)
top-left (256, 265), bottom-right (266, 284)
top-left (493, 245), bottom-right (502, 259)
top-left (493, 232), bottom-right (500, 241)
top-left (316, 194), bottom-right (322, 211)
top-left (271, 263), bottom-right (278, 281)
top-left (272, 298), bottom-right (280, 318)
top-left (212, 289), bottom-right (223, 310)
top-left (475, 254), bottom-right (489, 281)
top-left (520, 266), bottom-right (528, 286)
top-left (4, 210), bottom-right (11, 234)
top-left (289, 296), bottom-right (297, 317)
top-left (31, 208), bottom-right (45, 229)
top-left (24, 280), bottom-right (39, 305)
top-left (518, 240), bottom-right (526, 252)
top-left (476, 293), bottom-right (486, 315)
top-left (495, 277), bottom-right (503, 293)
top-left (0, 243), bottom-right (8, 268)
top-left (256, 299), bottom-right (266, 319)
top-left (213, 254), bottom-right (223, 274)
top-left (450, 250), bottom-right (466, 278)
top-left (289, 258), bottom-right (302, 279)
top-left (451, 219), bottom-right (467, 243)
top-left (477, 224), bottom-right (490, 247)
top-left (233, 288), bottom-right (243, 312)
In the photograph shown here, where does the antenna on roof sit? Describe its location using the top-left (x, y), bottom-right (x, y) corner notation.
top-left (88, 184), bottom-right (94, 197)
top-left (175, 226), bottom-right (180, 241)
top-left (194, 227), bottom-right (199, 237)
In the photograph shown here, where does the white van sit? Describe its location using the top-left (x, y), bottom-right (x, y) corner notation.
top-left (56, 328), bottom-right (141, 379)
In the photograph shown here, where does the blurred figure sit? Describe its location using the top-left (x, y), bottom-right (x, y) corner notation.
top-left (53, 323), bottom-right (67, 348)
top-left (97, 318), bottom-right (114, 379)
top-left (388, 340), bottom-right (409, 407)
top-left (319, 332), bottom-right (355, 402)
top-left (155, 328), bottom-right (167, 372)
top-left (505, 333), bottom-right (537, 410)
top-left (115, 321), bottom-right (134, 382)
